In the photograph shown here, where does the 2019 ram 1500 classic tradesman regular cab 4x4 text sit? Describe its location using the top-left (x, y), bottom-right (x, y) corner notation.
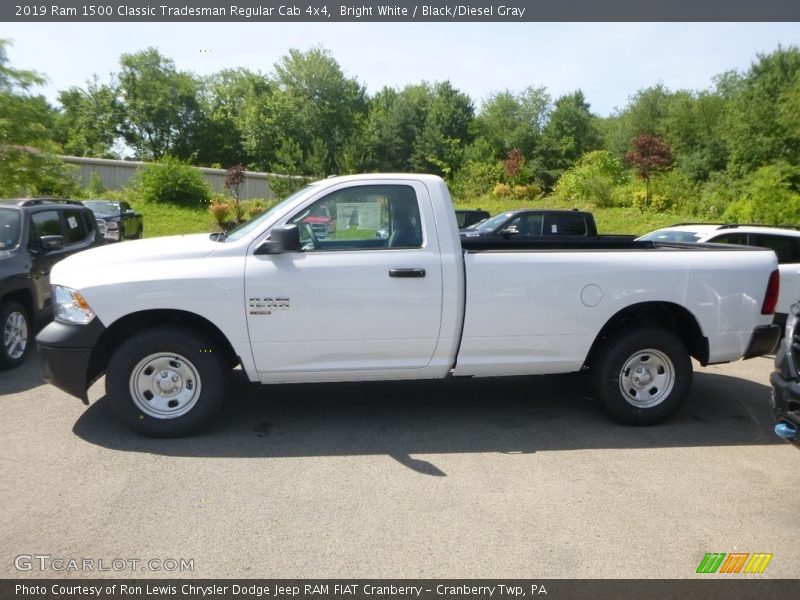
top-left (37, 174), bottom-right (781, 436)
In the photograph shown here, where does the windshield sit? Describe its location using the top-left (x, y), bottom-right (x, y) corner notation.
top-left (83, 201), bottom-right (120, 216)
top-left (473, 212), bottom-right (517, 233)
top-left (0, 208), bottom-right (22, 249)
top-left (638, 230), bottom-right (703, 243)
top-left (225, 185), bottom-right (316, 243)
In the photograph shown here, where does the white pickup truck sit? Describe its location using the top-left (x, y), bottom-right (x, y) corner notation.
top-left (37, 174), bottom-right (781, 436)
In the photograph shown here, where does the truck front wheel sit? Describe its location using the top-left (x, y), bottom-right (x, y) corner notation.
top-left (106, 326), bottom-right (228, 436)
top-left (591, 327), bottom-right (692, 425)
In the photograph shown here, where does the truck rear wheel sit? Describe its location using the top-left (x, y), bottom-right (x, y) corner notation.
top-left (591, 327), bottom-right (692, 425)
top-left (106, 326), bottom-right (228, 436)
top-left (1, 300), bottom-right (30, 369)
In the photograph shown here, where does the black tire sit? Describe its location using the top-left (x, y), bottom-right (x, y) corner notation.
top-left (590, 327), bottom-right (692, 425)
top-left (0, 301), bottom-right (31, 369)
top-left (135, 227), bottom-right (143, 240)
top-left (106, 326), bottom-right (229, 437)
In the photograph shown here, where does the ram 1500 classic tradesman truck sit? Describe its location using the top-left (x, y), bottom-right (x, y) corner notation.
top-left (37, 174), bottom-right (781, 436)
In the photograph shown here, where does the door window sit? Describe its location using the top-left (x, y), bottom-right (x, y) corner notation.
top-left (63, 209), bottom-right (89, 245)
top-left (748, 234), bottom-right (800, 264)
top-left (30, 210), bottom-right (62, 250)
top-left (504, 214), bottom-right (544, 235)
top-left (708, 233), bottom-right (749, 245)
top-left (549, 213), bottom-right (587, 235)
top-left (288, 185), bottom-right (422, 251)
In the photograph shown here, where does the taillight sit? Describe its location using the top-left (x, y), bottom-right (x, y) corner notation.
top-left (761, 270), bottom-right (780, 315)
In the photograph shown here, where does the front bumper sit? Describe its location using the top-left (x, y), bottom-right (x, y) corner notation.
top-left (770, 372), bottom-right (800, 443)
top-left (36, 319), bottom-right (106, 404)
top-left (770, 325), bottom-right (800, 443)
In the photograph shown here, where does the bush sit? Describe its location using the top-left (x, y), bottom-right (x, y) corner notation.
top-left (632, 191), bottom-right (671, 214)
top-left (132, 156), bottom-right (212, 206)
top-left (493, 183), bottom-right (512, 198)
top-left (450, 160), bottom-right (504, 200)
top-left (650, 170), bottom-right (698, 215)
top-left (722, 164), bottom-right (800, 225)
top-left (695, 172), bottom-right (741, 218)
top-left (553, 150), bottom-right (627, 208)
top-left (209, 198), bottom-right (275, 229)
top-left (243, 199), bottom-right (269, 219)
top-left (609, 181), bottom-right (642, 208)
top-left (209, 198), bottom-right (233, 228)
top-left (512, 184), bottom-right (542, 199)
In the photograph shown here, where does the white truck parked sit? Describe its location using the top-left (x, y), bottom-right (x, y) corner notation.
top-left (37, 174), bottom-right (781, 436)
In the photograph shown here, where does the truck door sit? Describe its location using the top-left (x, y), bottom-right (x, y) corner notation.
top-left (245, 181), bottom-right (444, 378)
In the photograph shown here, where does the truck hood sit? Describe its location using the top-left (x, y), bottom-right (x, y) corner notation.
top-left (51, 234), bottom-right (220, 286)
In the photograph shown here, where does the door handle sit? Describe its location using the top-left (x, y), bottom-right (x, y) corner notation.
top-left (389, 268), bottom-right (426, 278)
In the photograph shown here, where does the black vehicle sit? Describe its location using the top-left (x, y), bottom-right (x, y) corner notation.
top-left (770, 302), bottom-right (800, 445)
top-left (0, 199), bottom-right (104, 368)
top-left (460, 209), bottom-right (599, 239)
top-left (455, 208), bottom-right (490, 230)
top-left (82, 200), bottom-right (144, 242)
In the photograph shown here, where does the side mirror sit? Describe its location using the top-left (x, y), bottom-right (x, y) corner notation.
top-left (501, 226), bottom-right (519, 236)
top-left (40, 235), bottom-right (65, 252)
top-left (255, 224), bottom-right (301, 255)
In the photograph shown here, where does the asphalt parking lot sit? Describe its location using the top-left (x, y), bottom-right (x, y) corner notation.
top-left (1, 353), bottom-right (797, 579)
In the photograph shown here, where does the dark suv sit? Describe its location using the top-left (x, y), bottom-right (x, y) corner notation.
top-left (0, 199), bottom-right (103, 368)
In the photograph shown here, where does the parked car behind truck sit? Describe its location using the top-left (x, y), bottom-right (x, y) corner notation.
top-left (461, 209), bottom-right (600, 239)
top-left (638, 223), bottom-right (800, 328)
top-left (82, 200), bottom-right (143, 242)
top-left (0, 199), bottom-right (103, 368)
top-left (37, 174), bottom-right (780, 436)
top-left (455, 208), bottom-right (490, 230)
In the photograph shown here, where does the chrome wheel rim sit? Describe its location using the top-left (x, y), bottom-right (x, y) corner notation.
top-left (618, 348), bottom-right (675, 408)
top-left (129, 353), bottom-right (201, 419)
top-left (4, 310), bottom-right (28, 360)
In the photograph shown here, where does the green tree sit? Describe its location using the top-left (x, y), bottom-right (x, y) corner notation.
top-left (724, 46), bottom-right (800, 173)
top-left (604, 84), bottom-right (673, 160)
top-left (196, 68), bottom-right (272, 168)
top-left (410, 81), bottom-right (474, 177)
top-left (535, 90), bottom-right (603, 189)
top-left (0, 40), bottom-right (74, 196)
top-left (661, 91), bottom-right (728, 181)
top-left (270, 47), bottom-right (367, 176)
top-left (474, 86), bottom-right (550, 160)
top-left (116, 48), bottom-right (203, 160)
top-left (351, 85), bottom-right (425, 172)
top-left (55, 75), bottom-right (121, 157)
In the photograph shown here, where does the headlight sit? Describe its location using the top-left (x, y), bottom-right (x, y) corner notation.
top-left (54, 286), bottom-right (96, 325)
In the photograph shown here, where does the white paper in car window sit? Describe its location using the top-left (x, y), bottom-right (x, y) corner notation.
top-left (67, 216), bottom-right (78, 229)
top-left (551, 224), bottom-right (557, 233)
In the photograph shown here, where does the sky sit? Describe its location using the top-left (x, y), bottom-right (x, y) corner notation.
top-left (2, 22), bottom-right (799, 116)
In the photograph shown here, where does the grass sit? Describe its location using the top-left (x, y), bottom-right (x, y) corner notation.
top-left (137, 200), bottom-right (218, 238)
top-left (452, 194), bottom-right (696, 236)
